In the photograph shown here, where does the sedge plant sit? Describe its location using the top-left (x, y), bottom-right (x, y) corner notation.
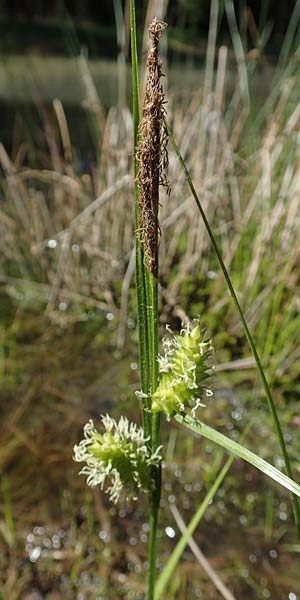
top-left (73, 4), bottom-right (300, 599)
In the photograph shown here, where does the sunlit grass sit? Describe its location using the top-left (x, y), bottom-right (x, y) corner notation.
top-left (1, 4), bottom-right (300, 598)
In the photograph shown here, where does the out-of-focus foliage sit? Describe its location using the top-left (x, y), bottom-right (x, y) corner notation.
top-left (0, 1), bottom-right (297, 57)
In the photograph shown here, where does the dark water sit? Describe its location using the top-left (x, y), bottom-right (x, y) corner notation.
top-left (0, 54), bottom-right (275, 158)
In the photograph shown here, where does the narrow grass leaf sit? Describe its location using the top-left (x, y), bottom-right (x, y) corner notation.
top-left (175, 414), bottom-right (300, 498)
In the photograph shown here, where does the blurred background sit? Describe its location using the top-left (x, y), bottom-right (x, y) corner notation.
top-left (1, 1), bottom-right (300, 598)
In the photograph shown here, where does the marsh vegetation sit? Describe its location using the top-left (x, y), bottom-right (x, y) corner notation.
top-left (1, 2), bottom-right (300, 598)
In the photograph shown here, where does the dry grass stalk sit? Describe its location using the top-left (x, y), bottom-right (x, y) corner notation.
top-left (137, 18), bottom-right (169, 276)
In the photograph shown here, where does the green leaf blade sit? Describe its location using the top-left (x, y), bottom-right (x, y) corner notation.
top-left (175, 414), bottom-right (300, 498)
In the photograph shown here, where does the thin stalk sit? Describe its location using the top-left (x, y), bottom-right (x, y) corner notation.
top-left (130, 7), bottom-right (164, 597)
top-left (165, 117), bottom-right (300, 537)
top-left (148, 499), bottom-right (159, 598)
top-left (141, 18), bottom-right (166, 597)
top-left (130, 0), bottom-right (151, 436)
top-left (147, 272), bottom-right (160, 600)
top-left (148, 272), bottom-right (159, 445)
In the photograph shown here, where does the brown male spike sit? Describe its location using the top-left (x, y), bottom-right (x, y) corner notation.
top-left (137, 18), bottom-right (169, 277)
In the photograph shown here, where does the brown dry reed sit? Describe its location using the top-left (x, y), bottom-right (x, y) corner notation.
top-left (137, 18), bottom-right (169, 277)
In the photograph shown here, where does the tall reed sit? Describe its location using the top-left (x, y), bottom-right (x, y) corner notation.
top-left (131, 7), bottom-right (168, 595)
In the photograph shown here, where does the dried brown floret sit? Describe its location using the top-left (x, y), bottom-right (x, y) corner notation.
top-left (137, 18), bottom-right (170, 276)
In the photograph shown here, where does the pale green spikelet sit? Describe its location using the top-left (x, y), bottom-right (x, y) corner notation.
top-left (73, 415), bottom-right (162, 503)
top-left (152, 321), bottom-right (214, 419)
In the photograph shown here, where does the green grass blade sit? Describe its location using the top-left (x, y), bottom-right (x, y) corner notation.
top-left (175, 414), bottom-right (300, 498)
top-left (164, 117), bottom-right (300, 536)
top-left (155, 452), bottom-right (234, 600)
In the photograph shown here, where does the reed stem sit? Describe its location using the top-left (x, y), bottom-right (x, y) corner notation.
top-left (130, 0), bottom-right (151, 437)
top-left (130, 5), bottom-right (166, 596)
